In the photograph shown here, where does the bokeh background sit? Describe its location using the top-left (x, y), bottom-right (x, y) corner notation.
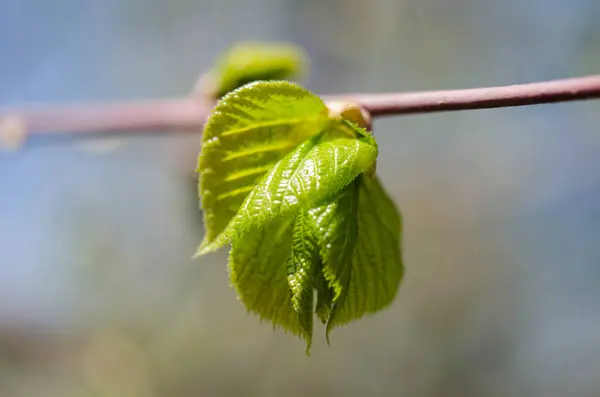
top-left (1, 0), bottom-right (600, 396)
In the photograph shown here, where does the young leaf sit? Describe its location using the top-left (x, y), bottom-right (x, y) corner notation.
top-left (327, 175), bottom-right (404, 333)
top-left (286, 210), bottom-right (321, 351)
top-left (305, 181), bottom-right (360, 342)
top-left (307, 182), bottom-right (359, 300)
top-left (208, 42), bottom-right (307, 98)
top-left (227, 217), bottom-right (308, 338)
top-left (199, 128), bottom-right (378, 254)
top-left (197, 81), bottom-right (329, 252)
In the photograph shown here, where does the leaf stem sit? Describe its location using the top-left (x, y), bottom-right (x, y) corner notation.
top-left (2, 74), bottom-right (600, 140)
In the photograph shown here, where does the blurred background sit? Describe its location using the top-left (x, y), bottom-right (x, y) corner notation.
top-left (1, 0), bottom-right (600, 396)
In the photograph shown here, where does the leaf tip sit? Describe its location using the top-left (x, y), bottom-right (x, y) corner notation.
top-left (192, 246), bottom-right (209, 259)
top-left (193, 236), bottom-right (227, 258)
top-left (305, 341), bottom-right (312, 356)
top-left (325, 323), bottom-right (333, 346)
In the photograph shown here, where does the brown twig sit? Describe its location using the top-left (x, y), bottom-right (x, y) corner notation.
top-left (352, 74), bottom-right (600, 116)
top-left (1, 74), bottom-right (599, 141)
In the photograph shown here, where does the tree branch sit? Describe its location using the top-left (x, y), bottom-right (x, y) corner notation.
top-left (1, 74), bottom-right (600, 142)
top-left (353, 75), bottom-right (600, 116)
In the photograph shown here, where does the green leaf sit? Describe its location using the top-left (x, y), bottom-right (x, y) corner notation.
top-left (209, 42), bottom-right (307, 98)
top-left (197, 81), bottom-right (329, 252)
top-left (227, 217), bottom-right (307, 337)
top-left (199, 127), bottom-right (378, 254)
top-left (305, 181), bottom-right (360, 342)
top-left (327, 175), bottom-right (404, 333)
top-left (307, 182), bottom-right (359, 295)
top-left (286, 210), bottom-right (321, 351)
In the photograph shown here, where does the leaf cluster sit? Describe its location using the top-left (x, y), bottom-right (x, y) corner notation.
top-left (195, 80), bottom-right (403, 352)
